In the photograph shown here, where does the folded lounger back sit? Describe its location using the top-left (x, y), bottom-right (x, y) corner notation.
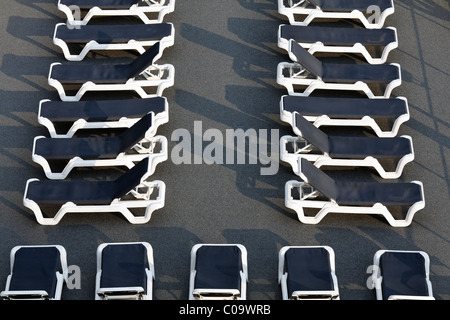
top-left (280, 24), bottom-right (396, 47)
top-left (5, 246), bottom-right (63, 299)
top-left (100, 243), bottom-right (149, 293)
top-left (34, 112), bottom-right (154, 161)
top-left (194, 245), bottom-right (243, 294)
top-left (284, 247), bottom-right (337, 299)
top-left (50, 42), bottom-right (161, 84)
top-left (300, 158), bottom-right (423, 206)
top-left (289, 40), bottom-right (399, 84)
top-left (379, 251), bottom-right (432, 300)
top-left (294, 113), bottom-right (412, 159)
top-left (26, 156), bottom-right (150, 205)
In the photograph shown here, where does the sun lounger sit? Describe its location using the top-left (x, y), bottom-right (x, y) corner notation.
top-left (278, 24), bottom-right (398, 64)
top-left (278, 0), bottom-right (395, 29)
top-left (95, 242), bottom-right (155, 300)
top-left (278, 246), bottom-right (339, 300)
top-left (285, 158), bottom-right (425, 227)
top-left (189, 244), bottom-right (248, 300)
top-left (280, 113), bottom-right (414, 179)
top-left (38, 96), bottom-right (168, 138)
top-left (53, 22), bottom-right (174, 61)
top-left (23, 156), bottom-right (166, 225)
top-left (58, 0), bottom-right (176, 25)
top-left (32, 112), bottom-right (168, 179)
top-left (48, 42), bottom-right (175, 101)
top-left (280, 95), bottom-right (410, 138)
top-left (277, 39), bottom-right (401, 98)
top-left (1, 245), bottom-right (68, 300)
top-left (371, 250), bottom-right (434, 300)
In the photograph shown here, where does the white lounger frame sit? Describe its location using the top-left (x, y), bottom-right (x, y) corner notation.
top-left (0, 245), bottom-right (69, 300)
top-left (38, 99), bottom-right (169, 139)
top-left (285, 179), bottom-right (425, 227)
top-left (53, 22), bottom-right (175, 61)
top-left (58, 0), bottom-right (176, 26)
top-left (278, 0), bottom-right (395, 29)
top-left (277, 61), bottom-right (401, 98)
top-left (32, 134), bottom-right (168, 180)
top-left (370, 250), bottom-right (435, 300)
top-left (278, 246), bottom-right (339, 300)
top-left (279, 96), bottom-right (410, 138)
top-left (278, 26), bottom-right (398, 65)
top-left (48, 62), bottom-right (175, 102)
top-left (23, 178), bottom-right (166, 225)
top-left (189, 244), bottom-right (248, 300)
top-left (95, 242), bottom-right (155, 300)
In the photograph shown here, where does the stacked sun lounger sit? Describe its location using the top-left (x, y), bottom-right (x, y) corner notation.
top-left (23, 0), bottom-right (177, 225)
top-left (277, 0), bottom-right (425, 227)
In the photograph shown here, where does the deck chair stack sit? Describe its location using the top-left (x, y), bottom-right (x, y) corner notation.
top-left (277, 1), bottom-right (425, 227)
top-left (23, 0), bottom-right (177, 225)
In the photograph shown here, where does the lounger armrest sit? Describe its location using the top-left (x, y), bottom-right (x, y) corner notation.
top-left (0, 290), bottom-right (50, 300)
top-left (291, 290), bottom-right (339, 300)
top-left (192, 289), bottom-right (241, 300)
top-left (387, 295), bottom-right (435, 300)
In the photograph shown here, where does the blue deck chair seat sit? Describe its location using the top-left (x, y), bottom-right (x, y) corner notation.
top-left (96, 242), bottom-right (154, 300)
top-left (1, 245), bottom-right (68, 300)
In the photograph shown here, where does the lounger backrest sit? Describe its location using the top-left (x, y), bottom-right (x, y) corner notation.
top-left (194, 245), bottom-right (243, 291)
top-left (9, 247), bottom-right (61, 298)
top-left (114, 156), bottom-right (150, 199)
top-left (294, 113), bottom-right (330, 153)
top-left (306, 0), bottom-right (321, 7)
top-left (289, 40), bottom-right (323, 77)
top-left (118, 112), bottom-right (153, 153)
top-left (128, 42), bottom-right (161, 78)
top-left (300, 158), bottom-right (338, 200)
top-left (379, 251), bottom-right (429, 299)
top-left (285, 247), bottom-right (335, 294)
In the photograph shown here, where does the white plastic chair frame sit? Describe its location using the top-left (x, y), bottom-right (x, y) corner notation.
top-left (48, 62), bottom-right (174, 102)
top-left (58, 0), bottom-right (176, 26)
top-left (370, 250), bottom-right (435, 300)
top-left (95, 242), bottom-right (155, 300)
top-left (189, 244), bottom-right (248, 301)
top-left (0, 245), bottom-right (69, 300)
top-left (278, 246), bottom-right (339, 300)
top-left (284, 179), bottom-right (425, 227)
top-left (276, 61), bottom-right (401, 98)
top-left (279, 96), bottom-right (410, 138)
top-left (53, 22), bottom-right (175, 61)
top-left (23, 178), bottom-right (166, 226)
top-left (38, 99), bottom-right (169, 139)
top-left (32, 134), bottom-right (168, 180)
top-left (278, 26), bottom-right (398, 65)
top-left (278, 0), bottom-right (395, 29)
